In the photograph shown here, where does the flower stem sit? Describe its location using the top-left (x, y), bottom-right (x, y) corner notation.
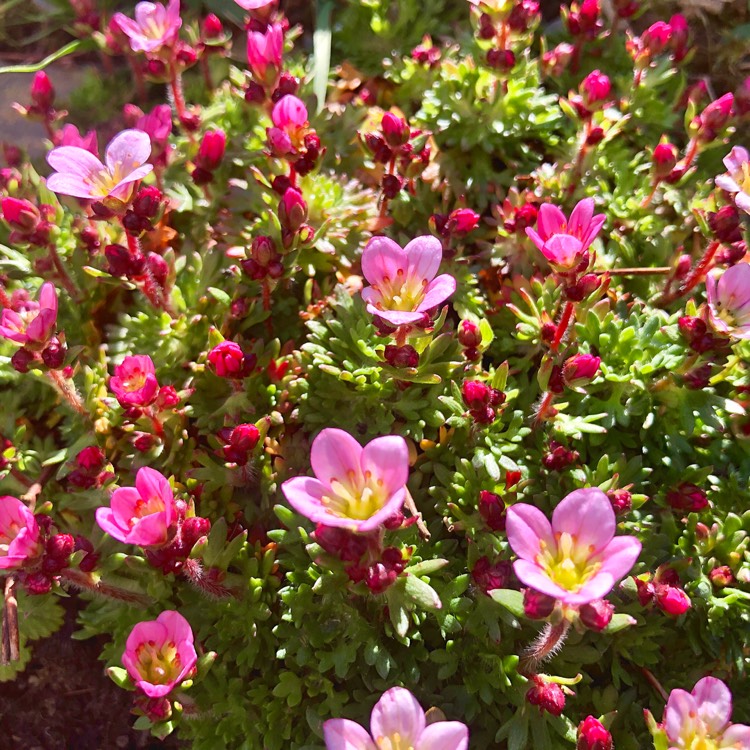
top-left (60, 569), bottom-right (151, 606)
top-left (657, 240), bottom-right (720, 306)
top-left (520, 619), bottom-right (570, 676)
top-left (46, 369), bottom-right (89, 419)
top-left (49, 244), bottom-right (80, 300)
top-left (640, 180), bottom-right (659, 209)
top-left (551, 300), bottom-right (575, 352)
top-left (1, 577), bottom-right (20, 665)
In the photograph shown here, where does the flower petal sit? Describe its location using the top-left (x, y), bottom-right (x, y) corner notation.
top-left (127, 513), bottom-right (170, 546)
top-left (551, 488), bottom-right (615, 554)
top-left (310, 428), bottom-right (364, 487)
top-left (525, 227), bottom-right (545, 252)
top-left (135, 467), bottom-right (172, 510)
top-left (47, 145), bottom-right (104, 177)
top-left (156, 610), bottom-right (194, 647)
top-left (596, 536), bottom-right (642, 583)
top-left (282, 476), bottom-right (335, 522)
top-left (664, 688), bottom-right (699, 743)
top-left (370, 687), bottom-right (425, 747)
top-left (724, 146), bottom-right (750, 175)
top-left (505, 503), bottom-right (554, 561)
top-left (105, 129), bottom-right (152, 176)
top-left (404, 235), bottom-right (443, 282)
top-left (45, 174), bottom-right (98, 200)
top-left (692, 677), bottom-right (733, 735)
top-left (361, 236), bottom-right (407, 286)
top-left (95, 506), bottom-right (130, 543)
top-left (419, 274), bottom-right (457, 311)
top-left (416, 722), bottom-right (469, 750)
top-left (323, 719), bottom-right (377, 750)
top-left (360, 436), bottom-right (409, 497)
top-left (715, 175), bottom-right (740, 193)
top-left (370, 308), bottom-right (426, 326)
top-left (568, 198), bottom-right (594, 238)
top-left (536, 203), bottom-right (566, 240)
top-left (720, 724), bottom-right (750, 748)
top-left (513, 559), bottom-right (569, 600)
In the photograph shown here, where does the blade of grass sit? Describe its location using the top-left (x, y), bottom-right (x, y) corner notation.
top-left (0, 38), bottom-right (95, 75)
top-left (313, 0), bottom-right (333, 114)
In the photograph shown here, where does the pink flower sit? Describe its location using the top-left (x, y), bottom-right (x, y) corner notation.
top-left (57, 124), bottom-right (98, 155)
top-left (247, 23), bottom-right (283, 84)
top-left (663, 677), bottom-right (750, 749)
top-left (109, 355), bottom-right (160, 407)
top-left (715, 146), bottom-right (750, 214)
top-left (122, 611), bottom-right (197, 698)
top-left (526, 198), bottom-right (606, 271)
top-left (360, 235), bottom-right (456, 326)
top-left (0, 282), bottom-right (57, 349)
top-left (46, 129), bottom-right (153, 202)
top-left (96, 466), bottom-right (176, 547)
top-left (506, 488), bottom-right (642, 606)
top-left (235, 0), bottom-right (275, 9)
top-left (267, 95), bottom-right (308, 155)
top-left (281, 428), bottom-right (409, 532)
top-left (706, 263), bottom-right (750, 340)
top-left (323, 687), bottom-right (469, 750)
top-left (0, 496), bottom-right (43, 570)
top-left (135, 104), bottom-right (173, 161)
top-left (113, 0), bottom-right (182, 55)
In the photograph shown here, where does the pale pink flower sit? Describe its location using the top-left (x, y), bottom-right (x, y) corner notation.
top-left (506, 488), bottom-right (642, 606)
top-left (281, 428), bottom-right (409, 532)
top-left (109, 355), bottom-right (160, 407)
top-left (715, 146), bottom-right (750, 215)
top-left (525, 197), bottom-right (606, 271)
top-left (0, 496), bottom-right (43, 570)
top-left (234, 0), bottom-right (275, 9)
top-left (247, 23), bottom-right (283, 84)
top-left (135, 104), bottom-right (173, 160)
top-left (96, 467), bottom-right (176, 546)
top-left (267, 95), bottom-right (308, 155)
top-left (56, 124), bottom-right (98, 155)
top-left (360, 235), bottom-right (456, 326)
top-left (663, 677), bottom-right (750, 749)
top-left (0, 282), bottom-right (58, 348)
top-left (706, 263), bottom-right (750, 340)
top-left (46, 129), bottom-right (153, 202)
top-left (114, 0), bottom-right (182, 55)
top-left (122, 610), bottom-right (197, 698)
top-left (323, 687), bottom-right (469, 750)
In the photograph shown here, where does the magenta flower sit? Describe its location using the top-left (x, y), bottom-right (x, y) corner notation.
top-left (113, 0), bottom-right (182, 55)
top-left (706, 263), bottom-right (750, 340)
top-left (525, 198), bottom-right (606, 272)
top-left (0, 496), bottom-right (43, 570)
top-left (267, 95), bottom-right (308, 155)
top-left (135, 104), bottom-right (173, 162)
top-left (323, 687), bottom-right (469, 750)
top-left (663, 677), bottom-right (750, 749)
top-left (0, 282), bottom-right (58, 349)
top-left (281, 428), bottom-right (409, 532)
top-left (506, 488), bottom-right (642, 606)
top-left (235, 0), bottom-right (275, 10)
top-left (109, 355), bottom-right (160, 407)
top-left (122, 611), bottom-right (197, 698)
top-left (46, 129), bottom-right (153, 203)
top-left (715, 146), bottom-right (750, 215)
top-left (96, 466), bottom-right (176, 547)
top-left (247, 23), bottom-right (283, 84)
top-left (57, 124), bottom-right (98, 155)
top-left (360, 235), bottom-right (456, 326)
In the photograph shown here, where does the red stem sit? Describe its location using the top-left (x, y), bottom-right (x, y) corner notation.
top-left (640, 180), bottom-right (660, 208)
top-left (659, 240), bottom-right (720, 305)
top-left (552, 301), bottom-right (575, 352)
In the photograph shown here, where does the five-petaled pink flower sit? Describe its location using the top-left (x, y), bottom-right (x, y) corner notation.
top-left (323, 687), bottom-right (469, 750)
top-left (46, 129), bottom-right (153, 203)
top-left (122, 610), bottom-right (197, 698)
top-left (247, 23), bottom-right (283, 84)
top-left (281, 428), bottom-right (409, 532)
top-left (96, 466), bottom-right (176, 547)
top-left (506, 488), bottom-right (642, 606)
top-left (662, 677), bottom-right (750, 749)
top-left (525, 198), bottom-right (606, 271)
top-left (0, 282), bottom-right (58, 349)
top-left (113, 0), bottom-right (182, 55)
top-left (706, 263), bottom-right (750, 340)
top-left (109, 355), bottom-right (160, 407)
top-left (715, 146), bottom-right (750, 215)
top-left (360, 235), bottom-right (456, 327)
top-left (0, 496), bottom-right (43, 570)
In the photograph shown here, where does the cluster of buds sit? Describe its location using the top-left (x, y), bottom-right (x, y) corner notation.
top-left (66, 446), bottom-right (112, 490)
top-left (383, 344), bottom-right (419, 369)
top-left (472, 0), bottom-right (540, 73)
top-left (207, 340), bottom-right (257, 379)
top-left (635, 566), bottom-right (691, 616)
top-left (218, 423), bottom-right (260, 465)
top-left (457, 320), bottom-right (482, 361)
top-left (692, 93), bottom-right (735, 145)
top-left (359, 112), bottom-right (431, 206)
top-left (577, 716), bottom-right (613, 750)
top-left (106, 239), bottom-right (171, 312)
top-left (461, 379), bottom-right (506, 424)
top-left (266, 95), bottom-right (323, 181)
top-left (526, 676), bottom-right (568, 716)
top-left (627, 15), bottom-right (690, 74)
top-left (145, 511), bottom-right (212, 575)
top-left (678, 315), bottom-right (728, 355)
top-left (564, 0), bottom-right (602, 41)
top-left (121, 185), bottom-right (165, 236)
top-left (666, 481), bottom-right (709, 513)
top-left (1, 197), bottom-right (55, 247)
top-left (471, 556), bottom-right (512, 595)
top-left (192, 129), bottom-right (226, 185)
top-left (12, 72), bottom-right (63, 136)
top-left (542, 440), bottom-right (580, 471)
top-left (607, 487), bottom-right (633, 515)
top-left (241, 235), bottom-right (284, 281)
top-left (348, 546), bottom-right (408, 594)
top-left (569, 70), bottom-right (611, 121)
top-left (411, 35), bottom-right (441, 68)
top-left (498, 193), bottom-right (539, 235)
top-left (430, 208), bottom-right (480, 244)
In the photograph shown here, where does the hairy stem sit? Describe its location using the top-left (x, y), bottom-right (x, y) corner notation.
top-left (60, 569), bottom-right (151, 606)
top-left (520, 620), bottom-right (570, 676)
top-left (1, 577), bottom-right (20, 665)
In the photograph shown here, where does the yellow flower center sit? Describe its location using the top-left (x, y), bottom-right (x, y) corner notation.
top-left (0, 520), bottom-right (21, 555)
top-left (130, 494), bottom-right (166, 527)
top-left (372, 269), bottom-right (428, 312)
top-left (536, 532), bottom-right (601, 592)
top-left (376, 733), bottom-right (414, 750)
top-left (686, 739), bottom-right (719, 750)
top-left (322, 469), bottom-right (388, 521)
top-left (739, 162), bottom-right (750, 194)
top-left (86, 167), bottom-right (124, 198)
top-left (136, 640), bottom-right (182, 685)
top-left (143, 16), bottom-right (168, 40)
top-left (122, 368), bottom-right (148, 392)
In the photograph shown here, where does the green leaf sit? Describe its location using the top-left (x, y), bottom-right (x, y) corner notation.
top-left (403, 574), bottom-right (442, 610)
top-left (603, 613), bottom-right (637, 634)
top-left (489, 588), bottom-right (525, 618)
top-left (406, 559), bottom-right (449, 576)
top-left (0, 39), bottom-right (96, 74)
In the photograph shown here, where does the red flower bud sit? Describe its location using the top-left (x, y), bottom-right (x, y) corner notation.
top-left (709, 566), bottom-right (734, 588)
top-left (1, 197), bottom-right (41, 233)
top-left (30, 72), bottom-right (55, 110)
top-left (562, 353), bottom-right (601, 387)
top-left (132, 186), bottom-right (163, 219)
top-left (314, 524), bottom-right (370, 562)
top-left (381, 112), bottom-right (410, 148)
top-left (652, 140), bottom-right (679, 178)
top-left (41, 337), bottom-right (66, 370)
top-left (195, 129), bottom-right (226, 172)
top-left (462, 380), bottom-right (491, 410)
top-left (580, 70), bottom-right (611, 111)
top-left (383, 344), bottom-right (419, 369)
top-left (23, 572), bottom-right (52, 595)
top-left (666, 482), bottom-right (708, 512)
top-left (478, 490), bottom-right (506, 531)
top-left (222, 423), bottom-right (260, 464)
top-left (381, 173), bottom-right (404, 199)
top-left (447, 208), bottom-right (480, 235)
top-left (654, 583), bottom-right (691, 616)
top-left (542, 441), bottom-right (579, 471)
top-left (46, 533), bottom-right (75, 561)
top-left (708, 205), bottom-right (742, 244)
top-left (486, 48), bottom-right (516, 71)
top-left (155, 385), bottom-right (181, 409)
top-left (696, 93), bottom-right (734, 142)
top-left (668, 14), bottom-right (690, 61)
top-left (577, 716), bottom-right (613, 750)
top-left (472, 556), bottom-right (512, 594)
top-left (278, 188), bottom-right (307, 232)
top-left (208, 341), bottom-right (256, 379)
top-left (458, 320), bottom-right (482, 349)
top-left (523, 588), bottom-right (557, 619)
top-left (607, 488), bottom-right (632, 515)
top-left (579, 598), bottom-right (614, 631)
top-left (182, 516), bottom-right (211, 548)
top-left (202, 13), bottom-right (224, 39)
top-left (526, 677), bottom-right (566, 715)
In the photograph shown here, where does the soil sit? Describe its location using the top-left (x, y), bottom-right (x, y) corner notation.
top-left (0, 597), bottom-right (183, 750)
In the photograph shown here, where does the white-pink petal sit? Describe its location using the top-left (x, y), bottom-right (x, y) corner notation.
top-left (551, 488), bottom-right (615, 553)
top-left (323, 719), bottom-right (377, 750)
top-left (692, 677), bottom-right (733, 735)
top-left (404, 235), bottom-right (443, 282)
top-left (360, 436), bottom-right (409, 497)
top-left (505, 503), bottom-right (554, 561)
top-left (370, 687), bottom-right (425, 747)
top-left (310, 428), bottom-right (364, 487)
top-left (105, 129), bottom-right (152, 175)
top-left (361, 236), bottom-right (407, 286)
top-left (416, 721), bottom-right (469, 750)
